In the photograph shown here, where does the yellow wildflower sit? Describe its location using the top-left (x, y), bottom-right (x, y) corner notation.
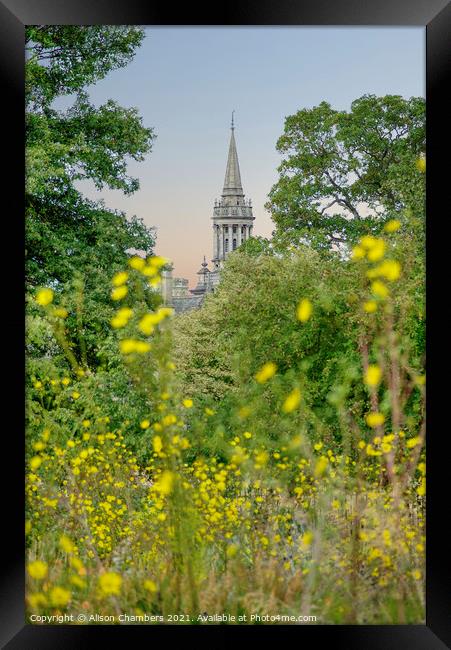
top-left (53, 307), bottom-right (68, 319)
top-left (152, 435), bottom-right (163, 453)
top-left (154, 470), bottom-right (175, 495)
top-left (119, 339), bottom-right (138, 354)
top-left (371, 280), bottom-right (389, 299)
top-left (297, 298), bottom-right (312, 323)
top-left (367, 239), bottom-right (386, 262)
top-left (35, 288), bottom-right (54, 306)
top-left (142, 265), bottom-right (158, 277)
top-left (119, 339), bottom-right (152, 354)
top-left (134, 340), bottom-right (151, 353)
top-left (254, 451), bottom-right (269, 468)
top-left (28, 560), bottom-right (48, 580)
top-left (28, 593), bottom-right (48, 608)
top-left (111, 285), bottom-right (128, 301)
top-left (301, 531), bottom-right (313, 547)
top-left (360, 235), bottom-right (378, 249)
top-left (417, 478), bottom-right (426, 496)
top-left (144, 579), bottom-right (158, 593)
top-left (158, 307), bottom-right (174, 318)
top-left (378, 260), bottom-right (401, 281)
top-left (30, 456), bottom-right (42, 471)
top-left (254, 361), bottom-right (277, 383)
top-left (384, 219), bottom-right (401, 233)
top-left (366, 412), bottom-right (385, 428)
top-left (282, 387), bottom-right (301, 413)
top-left (128, 256), bottom-right (146, 271)
top-left (183, 398), bottom-right (193, 408)
top-left (351, 245), bottom-right (366, 260)
top-left (364, 300), bottom-right (378, 313)
top-left (140, 420), bottom-right (150, 429)
top-left (138, 314), bottom-right (157, 335)
top-left (98, 572), bottom-right (122, 596)
top-left (226, 544), bottom-right (238, 559)
top-left (112, 271), bottom-right (128, 286)
top-left (70, 575), bottom-right (86, 589)
top-left (59, 535), bottom-right (75, 553)
top-left (148, 255), bottom-right (168, 269)
top-left (69, 556), bottom-right (84, 572)
top-left (314, 456), bottom-right (328, 477)
top-left (162, 414), bottom-right (177, 426)
top-left (50, 586), bottom-right (71, 607)
top-left (365, 364), bottom-right (382, 387)
top-left (416, 156), bottom-right (426, 173)
top-left (368, 548), bottom-right (382, 561)
top-left (111, 307), bottom-right (133, 329)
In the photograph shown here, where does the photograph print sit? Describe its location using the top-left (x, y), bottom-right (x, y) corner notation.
top-left (25, 25), bottom-right (426, 626)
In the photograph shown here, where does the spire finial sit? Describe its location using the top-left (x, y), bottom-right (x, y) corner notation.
top-left (223, 111), bottom-right (243, 196)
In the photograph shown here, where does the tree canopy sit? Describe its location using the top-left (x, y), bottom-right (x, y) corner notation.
top-left (26, 26), bottom-right (157, 369)
top-left (26, 26), bottom-right (145, 109)
top-left (266, 95), bottom-right (425, 252)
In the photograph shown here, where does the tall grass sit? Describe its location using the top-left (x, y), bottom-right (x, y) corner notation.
top-left (26, 227), bottom-right (425, 625)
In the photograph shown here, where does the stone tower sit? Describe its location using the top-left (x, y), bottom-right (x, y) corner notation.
top-left (211, 114), bottom-right (254, 285)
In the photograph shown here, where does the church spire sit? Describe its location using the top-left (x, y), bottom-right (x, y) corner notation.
top-left (211, 118), bottom-right (254, 275)
top-left (222, 112), bottom-right (243, 197)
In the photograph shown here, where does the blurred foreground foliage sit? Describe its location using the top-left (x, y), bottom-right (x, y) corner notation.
top-left (27, 209), bottom-right (425, 625)
top-left (25, 26), bottom-right (425, 625)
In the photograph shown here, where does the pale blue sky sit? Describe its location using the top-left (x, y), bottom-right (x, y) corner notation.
top-left (75, 27), bottom-right (424, 285)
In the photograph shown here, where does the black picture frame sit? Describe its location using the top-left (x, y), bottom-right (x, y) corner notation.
top-left (1, 1), bottom-right (449, 647)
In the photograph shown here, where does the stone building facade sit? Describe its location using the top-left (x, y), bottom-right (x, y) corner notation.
top-left (161, 116), bottom-right (254, 312)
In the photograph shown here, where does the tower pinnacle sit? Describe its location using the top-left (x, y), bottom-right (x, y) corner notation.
top-left (211, 120), bottom-right (255, 276)
top-left (223, 116), bottom-right (243, 197)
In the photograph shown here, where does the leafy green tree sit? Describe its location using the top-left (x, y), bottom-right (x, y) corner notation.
top-left (26, 26), bottom-right (145, 109)
top-left (238, 235), bottom-right (274, 257)
top-left (172, 211), bottom-right (425, 445)
top-left (266, 95), bottom-right (425, 251)
top-left (26, 26), bottom-right (157, 369)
